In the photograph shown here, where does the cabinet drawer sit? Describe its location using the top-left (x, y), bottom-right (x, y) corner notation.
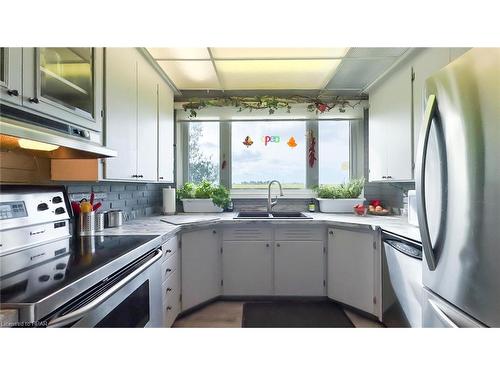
top-left (223, 226), bottom-right (272, 241)
top-left (275, 226), bottom-right (324, 241)
top-left (161, 235), bottom-right (178, 262)
top-left (161, 250), bottom-right (179, 282)
top-left (162, 270), bottom-right (181, 327)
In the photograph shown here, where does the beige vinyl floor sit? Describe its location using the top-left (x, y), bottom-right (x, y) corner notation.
top-left (173, 301), bottom-right (384, 328)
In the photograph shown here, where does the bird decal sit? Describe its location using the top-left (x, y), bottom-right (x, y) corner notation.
top-left (243, 136), bottom-right (254, 147)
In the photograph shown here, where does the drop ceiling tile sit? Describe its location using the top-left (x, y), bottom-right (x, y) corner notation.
top-left (211, 48), bottom-right (349, 59)
top-left (157, 60), bottom-right (220, 89)
top-left (325, 58), bottom-right (396, 90)
top-left (147, 48), bottom-right (210, 60)
top-left (346, 48), bottom-right (408, 58)
top-left (215, 59), bottom-right (341, 89)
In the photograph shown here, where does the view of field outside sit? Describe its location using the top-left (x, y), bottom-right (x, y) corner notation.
top-left (318, 120), bottom-right (350, 184)
top-left (231, 121), bottom-right (306, 189)
top-left (187, 122), bottom-right (220, 184)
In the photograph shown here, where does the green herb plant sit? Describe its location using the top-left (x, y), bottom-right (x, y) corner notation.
top-left (177, 180), bottom-right (231, 209)
top-left (314, 178), bottom-right (365, 199)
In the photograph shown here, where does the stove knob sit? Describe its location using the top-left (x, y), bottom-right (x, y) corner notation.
top-left (39, 275), bottom-right (50, 282)
top-left (55, 207), bottom-right (66, 215)
top-left (52, 196), bottom-right (63, 204)
top-left (55, 263), bottom-right (66, 270)
top-left (37, 203), bottom-right (49, 211)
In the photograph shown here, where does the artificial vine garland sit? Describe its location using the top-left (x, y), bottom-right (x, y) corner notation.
top-left (182, 95), bottom-right (363, 118)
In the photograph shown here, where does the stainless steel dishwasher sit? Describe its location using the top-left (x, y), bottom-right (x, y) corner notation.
top-left (381, 231), bottom-right (423, 327)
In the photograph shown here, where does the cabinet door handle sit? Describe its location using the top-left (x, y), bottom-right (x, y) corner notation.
top-left (212, 230), bottom-right (217, 234)
top-left (7, 89), bottom-right (19, 96)
top-left (166, 268), bottom-right (172, 273)
top-left (387, 176), bottom-right (392, 179)
top-left (166, 306), bottom-right (172, 311)
top-left (137, 175), bottom-right (144, 178)
top-left (166, 288), bottom-right (172, 292)
top-left (329, 230), bottom-right (333, 235)
top-left (159, 177), bottom-right (164, 180)
top-left (28, 97), bottom-right (39, 103)
top-left (166, 249), bottom-right (172, 253)
top-left (276, 243), bottom-right (280, 247)
top-left (266, 243), bottom-right (270, 247)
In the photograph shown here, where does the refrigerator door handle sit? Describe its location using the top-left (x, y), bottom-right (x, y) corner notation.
top-left (428, 299), bottom-right (458, 328)
top-left (416, 94), bottom-right (438, 271)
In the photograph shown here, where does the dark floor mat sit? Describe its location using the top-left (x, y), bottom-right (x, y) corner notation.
top-left (242, 301), bottom-right (355, 328)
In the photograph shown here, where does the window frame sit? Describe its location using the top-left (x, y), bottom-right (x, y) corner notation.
top-left (178, 117), bottom-right (364, 198)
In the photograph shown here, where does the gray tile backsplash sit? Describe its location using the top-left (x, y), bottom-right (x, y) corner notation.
top-left (364, 181), bottom-right (415, 209)
top-left (66, 182), bottom-right (174, 220)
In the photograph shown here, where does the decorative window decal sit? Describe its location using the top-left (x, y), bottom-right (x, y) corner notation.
top-left (287, 136), bottom-right (298, 148)
top-left (262, 135), bottom-right (280, 146)
top-left (242, 136), bottom-right (254, 148)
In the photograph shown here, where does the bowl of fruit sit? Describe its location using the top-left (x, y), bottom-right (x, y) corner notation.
top-left (353, 204), bottom-right (368, 216)
top-left (367, 200), bottom-right (391, 215)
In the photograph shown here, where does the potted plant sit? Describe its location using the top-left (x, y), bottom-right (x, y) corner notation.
top-left (314, 178), bottom-right (365, 213)
top-left (177, 180), bottom-right (231, 213)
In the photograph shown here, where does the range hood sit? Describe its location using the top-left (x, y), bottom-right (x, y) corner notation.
top-left (0, 117), bottom-right (117, 159)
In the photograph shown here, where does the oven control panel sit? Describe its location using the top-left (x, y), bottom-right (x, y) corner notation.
top-left (0, 201), bottom-right (27, 220)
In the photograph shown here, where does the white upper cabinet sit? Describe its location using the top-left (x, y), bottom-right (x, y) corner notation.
top-left (22, 48), bottom-right (103, 132)
top-left (137, 58), bottom-right (159, 181)
top-left (104, 48), bottom-right (139, 180)
top-left (158, 80), bottom-right (174, 182)
top-left (104, 48), bottom-right (174, 182)
top-left (369, 48), bottom-right (472, 182)
top-left (0, 48), bottom-right (23, 106)
top-left (0, 48), bottom-right (103, 132)
top-left (368, 63), bottom-right (413, 181)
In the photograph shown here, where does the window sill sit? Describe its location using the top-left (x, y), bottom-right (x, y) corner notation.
top-left (230, 189), bottom-right (316, 199)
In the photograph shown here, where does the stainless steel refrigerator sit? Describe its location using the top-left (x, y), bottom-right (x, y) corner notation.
top-left (417, 48), bottom-right (500, 327)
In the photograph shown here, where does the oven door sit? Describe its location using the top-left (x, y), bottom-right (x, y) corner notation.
top-left (47, 249), bottom-right (162, 328)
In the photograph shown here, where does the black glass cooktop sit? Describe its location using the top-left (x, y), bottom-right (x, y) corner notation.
top-left (0, 235), bottom-right (157, 304)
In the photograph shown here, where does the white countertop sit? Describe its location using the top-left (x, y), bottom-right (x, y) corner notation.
top-left (101, 212), bottom-right (421, 242)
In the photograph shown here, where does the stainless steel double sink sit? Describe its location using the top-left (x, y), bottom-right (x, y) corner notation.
top-left (234, 211), bottom-right (312, 219)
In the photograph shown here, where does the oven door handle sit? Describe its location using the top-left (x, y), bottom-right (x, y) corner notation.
top-left (47, 249), bottom-right (163, 328)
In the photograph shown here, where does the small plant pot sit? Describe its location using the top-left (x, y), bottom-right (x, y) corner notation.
top-left (181, 199), bottom-right (224, 213)
top-left (317, 198), bottom-right (365, 213)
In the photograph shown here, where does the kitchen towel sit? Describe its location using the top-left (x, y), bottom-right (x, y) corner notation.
top-left (162, 187), bottom-right (176, 215)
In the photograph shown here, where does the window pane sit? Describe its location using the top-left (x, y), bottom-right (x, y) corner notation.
top-left (231, 121), bottom-right (306, 189)
top-left (319, 120), bottom-right (350, 184)
top-left (187, 122), bottom-right (220, 184)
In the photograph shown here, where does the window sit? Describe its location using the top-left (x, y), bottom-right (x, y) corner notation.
top-left (231, 121), bottom-right (306, 189)
top-left (187, 122), bottom-right (220, 184)
top-left (318, 120), bottom-right (350, 184)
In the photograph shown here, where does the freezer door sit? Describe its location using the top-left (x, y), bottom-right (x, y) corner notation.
top-left (417, 48), bottom-right (500, 327)
top-left (423, 288), bottom-right (485, 328)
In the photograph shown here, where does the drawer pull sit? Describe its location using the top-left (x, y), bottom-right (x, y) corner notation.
top-left (165, 268), bottom-right (172, 274)
top-left (166, 288), bottom-right (172, 292)
top-left (7, 89), bottom-right (19, 96)
top-left (166, 306), bottom-right (172, 311)
top-left (166, 249), bottom-right (172, 253)
top-left (276, 243), bottom-right (280, 247)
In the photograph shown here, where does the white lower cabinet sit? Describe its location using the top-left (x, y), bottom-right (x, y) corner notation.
top-left (181, 229), bottom-right (221, 311)
top-left (327, 227), bottom-right (379, 316)
top-left (274, 241), bottom-right (325, 296)
top-left (160, 236), bottom-right (180, 327)
top-left (222, 241), bottom-right (273, 295)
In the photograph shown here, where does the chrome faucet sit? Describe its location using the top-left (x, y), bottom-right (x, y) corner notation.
top-left (267, 180), bottom-right (284, 213)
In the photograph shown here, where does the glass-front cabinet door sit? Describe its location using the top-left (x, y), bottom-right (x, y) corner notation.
top-left (0, 48), bottom-right (23, 106)
top-left (22, 47), bottom-right (103, 132)
top-left (39, 48), bottom-right (94, 118)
